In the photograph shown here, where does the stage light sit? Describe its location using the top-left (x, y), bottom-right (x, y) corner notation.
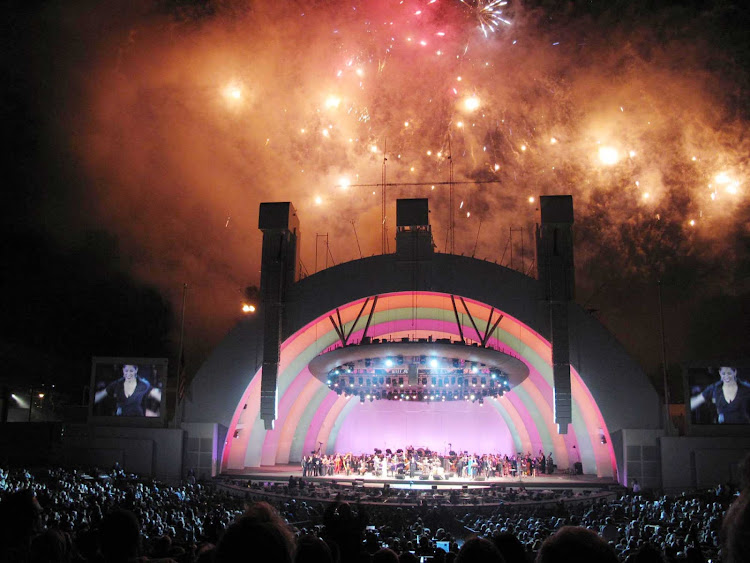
top-left (314, 338), bottom-right (524, 402)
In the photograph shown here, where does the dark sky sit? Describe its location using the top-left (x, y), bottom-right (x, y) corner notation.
top-left (2, 0), bottom-right (749, 402)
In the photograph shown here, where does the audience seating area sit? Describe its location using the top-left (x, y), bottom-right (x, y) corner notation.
top-left (0, 463), bottom-right (747, 562)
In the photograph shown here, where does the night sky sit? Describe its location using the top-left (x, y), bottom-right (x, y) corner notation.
top-left (2, 0), bottom-right (749, 405)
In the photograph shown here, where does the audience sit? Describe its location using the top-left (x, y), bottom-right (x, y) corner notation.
top-left (296, 534), bottom-right (334, 563)
top-left (536, 526), bottom-right (618, 563)
top-left (214, 502), bottom-right (295, 563)
top-left (456, 537), bottom-right (505, 563)
top-left (0, 462), bottom-right (743, 562)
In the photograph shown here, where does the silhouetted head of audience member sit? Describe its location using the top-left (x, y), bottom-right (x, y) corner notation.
top-left (74, 527), bottom-right (99, 562)
top-left (492, 531), bottom-right (527, 563)
top-left (215, 502), bottom-right (295, 563)
top-left (624, 543), bottom-right (667, 563)
top-left (296, 534), bottom-right (334, 563)
top-left (98, 509), bottom-right (141, 563)
top-left (150, 534), bottom-right (172, 558)
top-left (373, 547), bottom-right (400, 563)
top-left (721, 492), bottom-right (750, 563)
top-left (683, 545), bottom-right (705, 563)
top-left (30, 528), bottom-right (70, 563)
top-left (195, 543), bottom-right (216, 563)
top-left (399, 550), bottom-right (419, 563)
top-left (0, 488), bottom-right (43, 552)
top-left (536, 526), bottom-right (618, 563)
top-left (456, 537), bottom-right (506, 563)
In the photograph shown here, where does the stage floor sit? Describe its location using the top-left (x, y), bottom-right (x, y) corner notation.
top-left (224, 465), bottom-right (618, 490)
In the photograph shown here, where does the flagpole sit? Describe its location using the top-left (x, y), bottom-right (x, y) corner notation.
top-left (175, 283), bottom-right (188, 428)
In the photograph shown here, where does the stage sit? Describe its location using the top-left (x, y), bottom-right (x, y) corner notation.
top-left (224, 464), bottom-right (618, 491)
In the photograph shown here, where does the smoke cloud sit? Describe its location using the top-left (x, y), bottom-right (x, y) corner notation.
top-left (32, 0), bottom-right (750, 371)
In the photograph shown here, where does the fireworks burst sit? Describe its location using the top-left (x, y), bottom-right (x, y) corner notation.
top-left (460, 0), bottom-right (511, 37)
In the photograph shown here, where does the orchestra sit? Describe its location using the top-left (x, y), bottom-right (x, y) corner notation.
top-left (300, 446), bottom-right (554, 479)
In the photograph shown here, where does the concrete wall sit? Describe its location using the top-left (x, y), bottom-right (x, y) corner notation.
top-left (613, 428), bottom-right (665, 490)
top-left (0, 422), bottom-right (65, 466)
top-left (60, 425), bottom-right (184, 481)
top-left (568, 309), bottom-right (662, 432)
top-left (284, 255), bottom-right (544, 341)
top-left (182, 422), bottom-right (227, 480)
top-left (183, 316), bottom-right (262, 429)
top-left (660, 436), bottom-right (750, 491)
top-left (0, 422), bottom-right (184, 481)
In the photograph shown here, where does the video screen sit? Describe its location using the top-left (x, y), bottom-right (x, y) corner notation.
top-left (91, 357), bottom-right (166, 418)
top-left (687, 365), bottom-right (750, 425)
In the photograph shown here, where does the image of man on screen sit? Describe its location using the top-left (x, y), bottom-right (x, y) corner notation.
top-left (690, 366), bottom-right (750, 424)
top-left (93, 364), bottom-right (162, 417)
